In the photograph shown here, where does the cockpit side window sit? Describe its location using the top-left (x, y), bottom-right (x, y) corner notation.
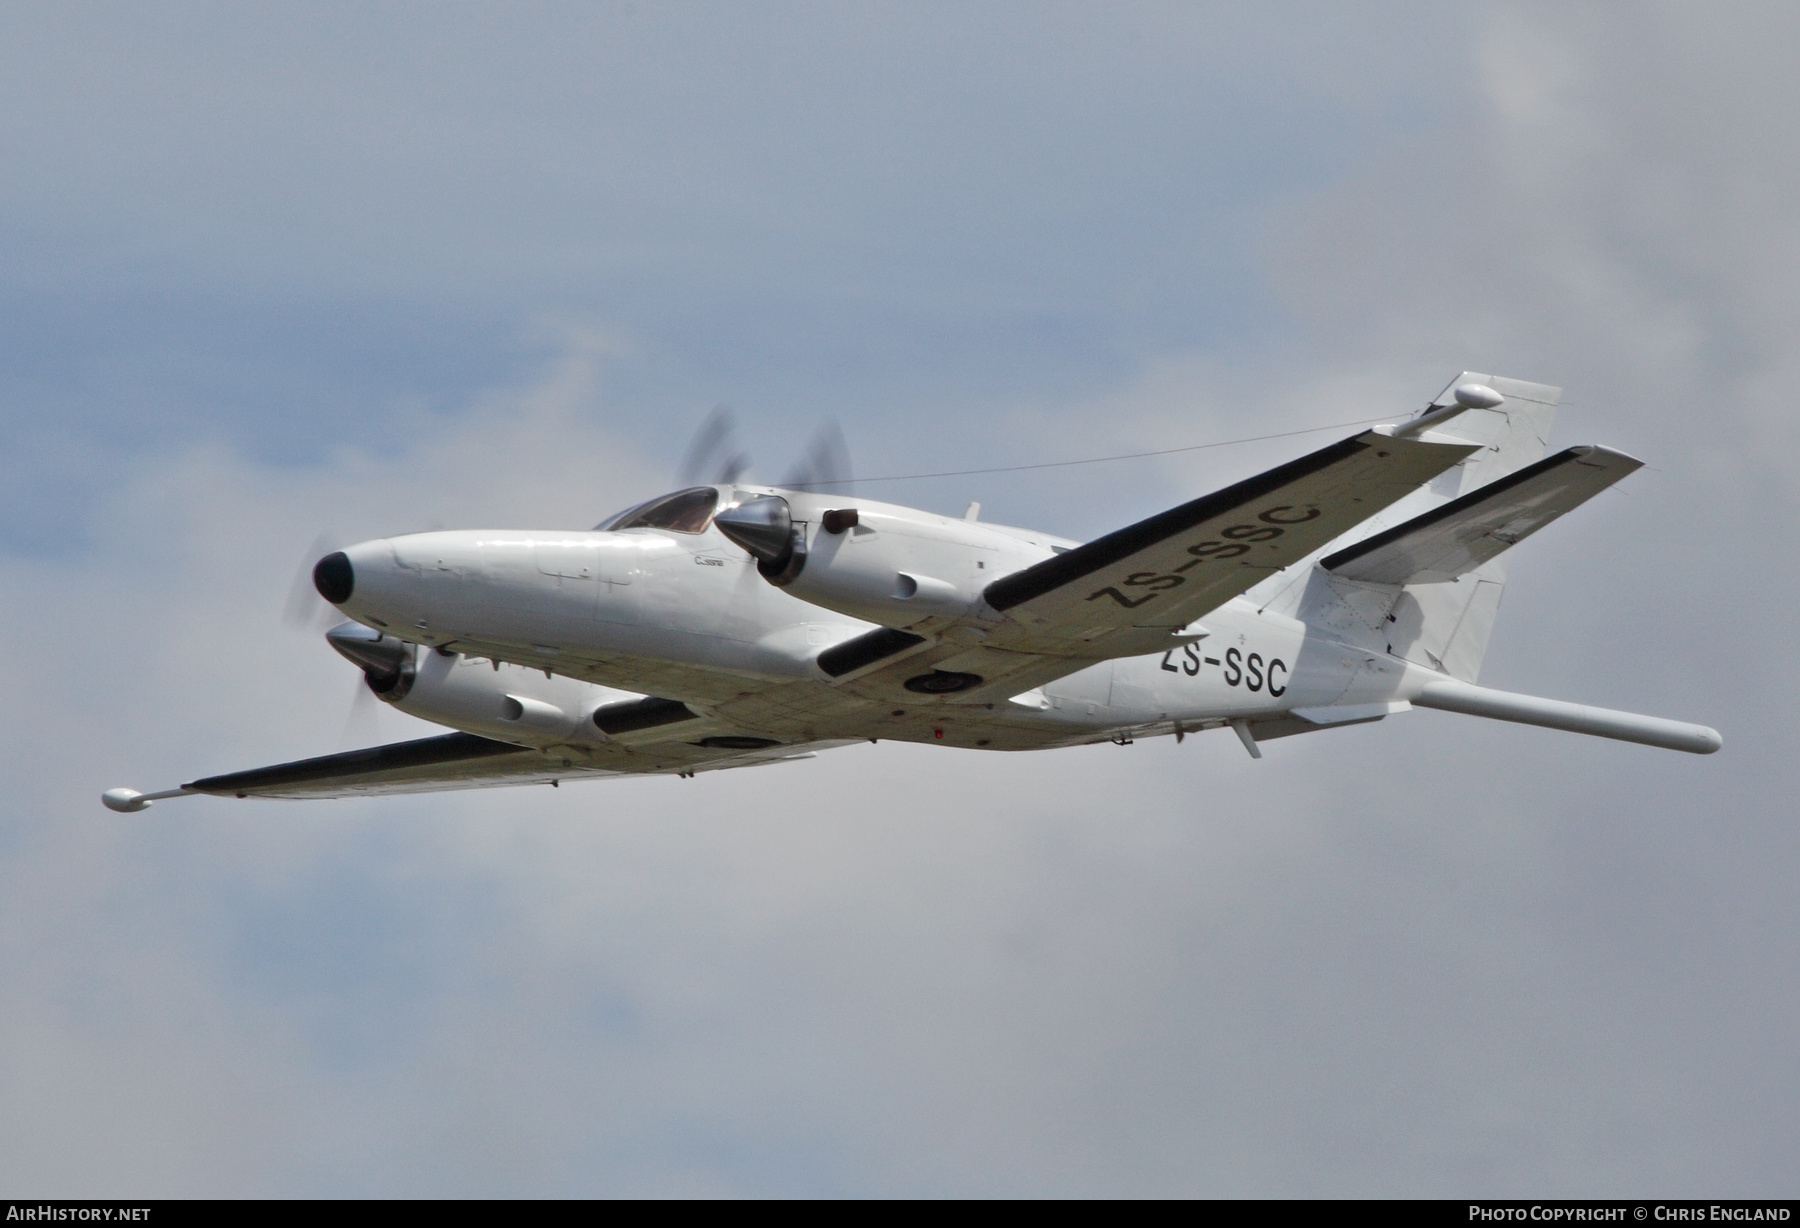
top-left (597, 486), bottom-right (720, 534)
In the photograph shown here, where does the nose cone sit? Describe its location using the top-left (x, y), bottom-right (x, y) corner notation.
top-left (313, 551), bottom-right (354, 604)
top-left (714, 496), bottom-right (793, 562)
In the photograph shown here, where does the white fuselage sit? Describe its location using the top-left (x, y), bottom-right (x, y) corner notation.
top-left (325, 485), bottom-right (1441, 753)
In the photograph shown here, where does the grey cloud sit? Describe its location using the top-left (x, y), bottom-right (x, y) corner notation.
top-left (0, 3), bottom-right (1459, 300)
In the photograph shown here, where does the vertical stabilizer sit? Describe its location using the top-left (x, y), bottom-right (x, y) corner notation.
top-left (1428, 373), bottom-right (1561, 494)
top-left (1285, 373), bottom-right (1562, 683)
top-left (1386, 374), bottom-right (1560, 681)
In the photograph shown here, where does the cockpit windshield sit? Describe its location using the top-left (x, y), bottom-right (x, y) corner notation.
top-left (596, 486), bottom-right (720, 533)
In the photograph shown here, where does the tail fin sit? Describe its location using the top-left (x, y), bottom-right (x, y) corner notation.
top-left (1385, 373), bottom-right (1560, 681)
top-left (1292, 372), bottom-right (1562, 683)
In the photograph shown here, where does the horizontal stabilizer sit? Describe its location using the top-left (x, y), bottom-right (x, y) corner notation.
top-left (1322, 446), bottom-right (1641, 585)
top-left (1413, 680), bottom-right (1720, 754)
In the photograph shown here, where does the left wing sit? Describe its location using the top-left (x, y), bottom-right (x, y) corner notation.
top-left (801, 426), bottom-right (1477, 708)
top-left (972, 428), bottom-right (1476, 658)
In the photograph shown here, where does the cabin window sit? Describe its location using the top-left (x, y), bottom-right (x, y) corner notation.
top-left (598, 486), bottom-right (720, 534)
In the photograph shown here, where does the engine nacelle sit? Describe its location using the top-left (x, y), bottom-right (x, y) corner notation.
top-left (327, 622), bottom-right (417, 700)
top-left (392, 648), bottom-right (633, 745)
top-left (326, 622), bottom-right (671, 748)
top-left (714, 493), bottom-right (1040, 630)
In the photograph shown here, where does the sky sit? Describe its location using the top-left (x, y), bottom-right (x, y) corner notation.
top-left (2, 1), bottom-right (1795, 1197)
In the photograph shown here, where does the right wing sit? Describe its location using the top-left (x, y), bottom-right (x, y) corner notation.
top-left (1321, 445), bottom-right (1642, 585)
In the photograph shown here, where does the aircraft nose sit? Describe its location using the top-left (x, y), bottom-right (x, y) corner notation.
top-left (313, 551), bottom-right (355, 604)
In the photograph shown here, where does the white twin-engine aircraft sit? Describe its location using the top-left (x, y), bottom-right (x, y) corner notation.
top-left (104, 372), bottom-right (1719, 812)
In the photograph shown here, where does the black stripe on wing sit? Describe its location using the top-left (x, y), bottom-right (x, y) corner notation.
top-left (1319, 446), bottom-right (1617, 574)
top-left (817, 627), bottom-right (926, 677)
top-left (591, 696), bottom-right (698, 734)
top-left (185, 732), bottom-right (525, 797)
top-left (982, 435), bottom-right (1368, 612)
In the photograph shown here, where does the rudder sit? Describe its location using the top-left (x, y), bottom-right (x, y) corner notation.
top-left (1384, 373), bottom-right (1560, 681)
top-left (1283, 372), bottom-right (1562, 683)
